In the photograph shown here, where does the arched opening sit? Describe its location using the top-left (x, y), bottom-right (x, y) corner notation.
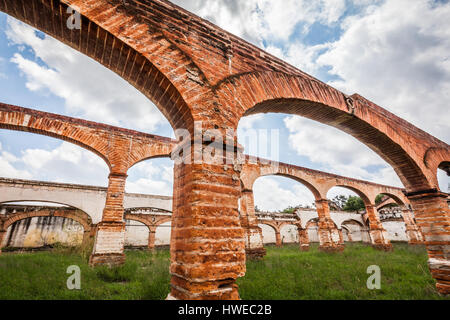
top-left (327, 186), bottom-right (367, 214)
top-left (0, 131), bottom-right (109, 186)
top-left (258, 223), bottom-right (277, 245)
top-left (0, 201), bottom-right (92, 250)
top-left (124, 219), bottom-right (149, 249)
top-left (375, 193), bottom-right (408, 243)
top-left (0, 6), bottom-right (192, 132)
top-left (126, 157), bottom-right (174, 197)
top-left (341, 220), bottom-right (369, 243)
top-left (280, 224), bottom-right (298, 244)
top-left (252, 176), bottom-right (316, 213)
top-left (155, 221), bottom-right (172, 248)
top-left (437, 162), bottom-right (449, 193)
top-left (305, 219), bottom-right (319, 243)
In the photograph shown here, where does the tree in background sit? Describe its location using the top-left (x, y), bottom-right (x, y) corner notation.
top-left (343, 196), bottom-right (366, 213)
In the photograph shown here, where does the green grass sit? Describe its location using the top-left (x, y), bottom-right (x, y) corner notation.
top-left (0, 243), bottom-right (447, 300)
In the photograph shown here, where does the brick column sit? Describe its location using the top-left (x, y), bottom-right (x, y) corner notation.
top-left (82, 230), bottom-right (91, 247)
top-left (89, 173), bottom-right (127, 267)
top-left (0, 230), bottom-right (5, 254)
top-left (240, 190), bottom-right (266, 259)
top-left (366, 205), bottom-right (392, 251)
top-left (275, 230), bottom-right (282, 247)
top-left (407, 191), bottom-right (450, 295)
top-left (338, 228), bottom-right (344, 245)
top-left (148, 228), bottom-right (156, 250)
top-left (315, 200), bottom-right (344, 252)
top-left (401, 207), bottom-right (424, 245)
top-left (297, 225), bottom-right (310, 251)
top-left (346, 230), bottom-right (353, 242)
top-left (167, 145), bottom-right (245, 300)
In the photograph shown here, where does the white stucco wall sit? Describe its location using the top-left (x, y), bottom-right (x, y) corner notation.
top-left (382, 220), bottom-right (408, 242)
top-left (259, 224), bottom-right (276, 244)
top-left (155, 222), bottom-right (171, 246)
top-left (2, 217), bottom-right (83, 248)
top-left (281, 224), bottom-right (298, 244)
top-left (125, 220), bottom-right (149, 247)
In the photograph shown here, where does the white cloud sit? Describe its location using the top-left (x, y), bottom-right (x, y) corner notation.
top-left (437, 169), bottom-right (449, 193)
top-left (317, 0), bottom-right (450, 142)
top-left (172, 0), bottom-right (347, 45)
top-left (126, 160), bottom-right (174, 196)
top-left (0, 142), bottom-right (32, 179)
top-left (6, 17), bottom-right (168, 132)
top-left (253, 176), bottom-right (315, 211)
top-left (284, 115), bottom-right (403, 187)
top-left (0, 141), bottom-right (109, 186)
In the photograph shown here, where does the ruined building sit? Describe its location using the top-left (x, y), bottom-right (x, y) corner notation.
top-left (0, 0), bottom-right (448, 299)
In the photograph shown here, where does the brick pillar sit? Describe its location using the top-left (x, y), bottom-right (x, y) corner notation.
top-left (275, 230), bottom-right (282, 247)
top-left (338, 228), bottom-right (344, 245)
top-left (82, 230), bottom-right (91, 247)
top-left (148, 228), bottom-right (156, 250)
top-left (167, 145), bottom-right (245, 300)
top-left (401, 207), bottom-right (425, 245)
top-left (297, 226), bottom-right (310, 251)
top-left (366, 205), bottom-right (392, 251)
top-left (89, 173), bottom-right (127, 267)
top-left (240, 190), bottom-right (266, 259)
top-left (315, 200), bottom-right (344, 252)
top-left (0, 230), bottom-right (5, 254)
top-left (408, 191), bottom-right (450, 295)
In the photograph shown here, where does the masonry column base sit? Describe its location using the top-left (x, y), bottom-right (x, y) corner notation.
top-left (89, 253), bottom-right (126, 267)
top-left (89, 222), bottom-right (126, 267)
top-left (169, 276), bottom-right (241, 300)
top-left (406, 229), bottom-right (424, 245)
top-left (369, 229), bottom-right (392, 251)
top-left (429, 258), bottom-right (450, 295)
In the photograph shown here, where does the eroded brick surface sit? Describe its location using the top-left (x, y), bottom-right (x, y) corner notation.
top-left (0, 0), bottom-right (448, 298)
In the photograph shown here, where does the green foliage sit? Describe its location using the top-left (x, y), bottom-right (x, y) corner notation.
top-left (95, 262), bottom-right (138, 283)
top-left (330, 195), bottom-right (348, 211)
top-left (375, 194), bottom-right (385, 205)
top-left (0, 244), bottom-right (448, 300)
top-left (343, 196), bottom-right (366, 213)
top-left (281, 206), bottom-right (297, 214)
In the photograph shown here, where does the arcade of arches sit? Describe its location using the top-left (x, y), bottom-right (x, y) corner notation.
top-left (0, 0), bottom-right (449, 299)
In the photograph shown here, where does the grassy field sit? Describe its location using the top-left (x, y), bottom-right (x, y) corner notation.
top-left (0, 243), bottom-right (447, 300)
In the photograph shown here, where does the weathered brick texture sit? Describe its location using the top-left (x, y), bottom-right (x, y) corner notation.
top-left (239, 190), bottom-right (266, 259)
top-left (0, 0), bottom-right (449, 298)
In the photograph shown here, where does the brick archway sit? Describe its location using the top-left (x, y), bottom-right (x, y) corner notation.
top-left (1, 0), bottom-right (448, 298)
top-left (0, 206), bottom-right (93, 251)
top-left (216, 72), bottom-right (449, 193)
top-left (0, 0), bottom-right (195, 131)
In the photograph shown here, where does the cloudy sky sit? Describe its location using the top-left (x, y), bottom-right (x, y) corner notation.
top-left (0, 0), bottom-right (448, 211)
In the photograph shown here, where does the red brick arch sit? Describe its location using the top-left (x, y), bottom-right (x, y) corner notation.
top-left (215, 71), bottom-right (449, 192)
top-left (423, 147), bottom-right (450, 189)
top-left (0, 0), bottom-right (196, 131)
top-left (0, 103), bottom-right (175, 174)
top-left (258, 221), bottom-right (280, 234)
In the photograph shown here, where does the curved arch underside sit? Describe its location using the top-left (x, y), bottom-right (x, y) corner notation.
top-left (0, 0), bottom-right (194, 131)
top-left (0, 0), bottom-right (447, 194)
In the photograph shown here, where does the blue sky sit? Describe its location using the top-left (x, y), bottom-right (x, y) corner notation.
top-left (0, 0), bottom-right (449, 211)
